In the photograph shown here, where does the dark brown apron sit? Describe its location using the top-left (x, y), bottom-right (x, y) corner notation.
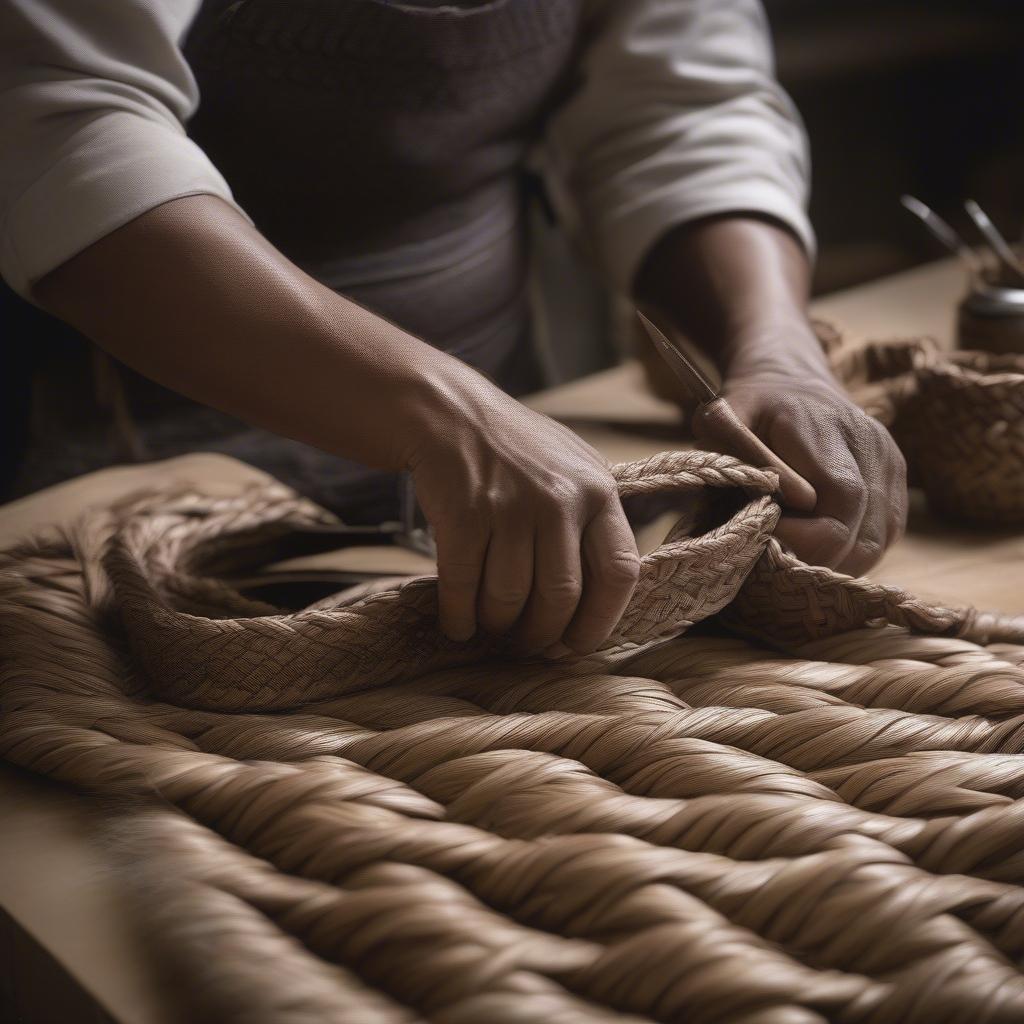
top-left (13, 0), bottom-right (583, 522)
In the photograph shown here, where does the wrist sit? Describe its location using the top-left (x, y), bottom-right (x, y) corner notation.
top-left (389, 350), bottom-right (496, 471)
top-left (721, 320), bottom-right (838, 388)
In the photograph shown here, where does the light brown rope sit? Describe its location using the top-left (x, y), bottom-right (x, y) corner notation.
top-left (3, 448), bottom-right (1024, 1023)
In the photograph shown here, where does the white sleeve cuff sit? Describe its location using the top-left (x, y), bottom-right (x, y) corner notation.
top-left (595, 177), bottom-right (816, 296)
top-left (1, 109), bottom-right (248, 299)
top-left (544, 0), bottom-right (815, 297)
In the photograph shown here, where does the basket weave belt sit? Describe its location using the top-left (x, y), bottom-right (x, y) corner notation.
top-left (4, 448), bottom-right (1024, 1022)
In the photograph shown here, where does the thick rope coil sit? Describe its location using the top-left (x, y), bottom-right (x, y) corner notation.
top-left (4, 446), bottom-right (1024, 1022)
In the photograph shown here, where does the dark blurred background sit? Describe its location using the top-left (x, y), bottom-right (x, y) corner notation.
top-left (766, 0), bottom-right (1024, 293)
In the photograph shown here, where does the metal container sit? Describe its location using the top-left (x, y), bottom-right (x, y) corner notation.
top-left (957, 274), bottom-right (1024, 355)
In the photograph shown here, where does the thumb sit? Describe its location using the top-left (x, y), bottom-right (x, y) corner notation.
top-left (774, 513), bottom-right (852, 570)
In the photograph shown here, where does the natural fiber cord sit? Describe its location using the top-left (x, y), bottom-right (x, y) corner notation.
top-left (4, 449), bottom-right (1024, 1023)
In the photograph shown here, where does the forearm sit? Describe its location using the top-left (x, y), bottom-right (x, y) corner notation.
top-left (634, 214), bottom-right (834, 385)
top-left (33, 194), bottom-right (469, 472)
top-left (33, 193), bottom-right (645, 652)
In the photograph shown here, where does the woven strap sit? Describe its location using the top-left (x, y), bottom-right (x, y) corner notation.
top-left (104, 450), bottom-right (780, 712)
top-left (98, 446), bottom-right (1024, 713)
top-left (724, 538), bottom-right (1024, 648)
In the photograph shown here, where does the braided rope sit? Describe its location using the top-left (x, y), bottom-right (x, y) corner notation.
top-left (3, 447), bottom-right (1024, 1021)
top-left (611, 449), bottom-right (779, 496)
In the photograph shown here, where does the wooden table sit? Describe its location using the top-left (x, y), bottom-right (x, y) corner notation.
top-left (2, 257), bottom-right (1021, 1024)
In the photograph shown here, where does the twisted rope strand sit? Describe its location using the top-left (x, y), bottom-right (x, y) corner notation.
top-left (3, 449), bottom-right (1024, 1021)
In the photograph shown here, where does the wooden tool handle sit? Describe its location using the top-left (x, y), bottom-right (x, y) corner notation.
top-left (693, 398), bottom-right (818, 513)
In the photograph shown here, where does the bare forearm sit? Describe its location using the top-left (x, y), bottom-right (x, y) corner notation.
top-left (33, 193), bottom-right (643, 652)
top-left (634, 214), bottom-right (832, 383)
top-left (33, 194), bottom-right (464, 471)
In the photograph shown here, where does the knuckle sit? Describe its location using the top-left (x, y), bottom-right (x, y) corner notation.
top-left (891, 509), bottom-right (908, 543)
top-left (823, 517), bottom-right (853, 545)
top-left (539, 573), bottom-right (583, 601)
top-left (893, 481), bottom-right (910, 518)
top-left (440, 557), bottom-right (481, 587)
top-left (483, 584), bottom-right (530, 608)
top-left (886, 489), bottom-right (909, 542)
top-left (829, 469), bottom-right (867, 505)
top-left (889, 448), bottom-right (909, 485)
top-left (584, 472), bottom-right (617, 505)
top-left (544, 478), bottom-right (584, 512)
top-left (855, 534), bottom-right (884, 560)
top-left (482, 486), bottom-right (514, 518)
top-left (595, 549), bottom-right (642, 587)
top-left (545, 471), bottom-right (614, 514)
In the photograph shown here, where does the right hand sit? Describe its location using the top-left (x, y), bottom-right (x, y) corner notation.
top-left (31, 192), bottom-right (639, 651)
top-left (399, 362), bottom-right (641, 656)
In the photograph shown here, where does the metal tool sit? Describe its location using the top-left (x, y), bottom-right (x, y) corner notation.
top-left (636, 310), bottom-right (818, 512)
top-left (964, 199), bottom-right (1024, 286)
top-left (900, 195), bottom-right (981, 275)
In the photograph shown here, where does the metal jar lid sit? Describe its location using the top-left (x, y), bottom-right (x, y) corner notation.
top-left (963, 276), bottom-right (1024, 317)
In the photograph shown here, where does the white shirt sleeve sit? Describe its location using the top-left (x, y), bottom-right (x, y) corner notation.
top-left (545, 0), bottom-right (815, 295)
top-left (0, 0), bottom-right (246, 299)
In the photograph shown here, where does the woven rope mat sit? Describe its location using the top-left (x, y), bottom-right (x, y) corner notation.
top-left (4, 449), bottom-right (1024, 1023)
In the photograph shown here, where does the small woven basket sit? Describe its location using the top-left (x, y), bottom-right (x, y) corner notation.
top-left (819, 323), bottom-right (1024, 527)
top-left (895, 350), bottom-right (1024, 525)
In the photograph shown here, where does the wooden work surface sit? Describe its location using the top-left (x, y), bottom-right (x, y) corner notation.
top-left (2, 256), bottom-right (1022, 1024)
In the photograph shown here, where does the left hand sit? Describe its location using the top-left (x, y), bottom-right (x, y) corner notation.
top-left (632, 213), bottom-right (908, 576)
top-left (711, 368), bottom-right (908, 576)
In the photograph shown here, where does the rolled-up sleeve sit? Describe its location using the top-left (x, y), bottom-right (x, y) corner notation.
top-left (0, 0), bottom-right (246, 299)
top-left (545, 0), bottom-right (814, 295)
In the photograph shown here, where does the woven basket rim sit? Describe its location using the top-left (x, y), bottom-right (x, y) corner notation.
top-left (923, 353), bottom-right (1024, 388)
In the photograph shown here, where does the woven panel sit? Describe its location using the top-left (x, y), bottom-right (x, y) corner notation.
top-left (4, 453), bottom-right (1024, 1022)
top-left (822, 330), bottom-right (1024, 525)
top-left (898, 352), bottom-right (1024, 525)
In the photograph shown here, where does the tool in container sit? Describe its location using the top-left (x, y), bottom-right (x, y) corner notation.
top-left (964, 199), bottom-right (1024, 287)
top-left (900, 195), bottom-right (981, 275)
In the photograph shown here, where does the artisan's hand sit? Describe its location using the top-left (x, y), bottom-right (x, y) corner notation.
top-left (635, 215), bottom-right (908, 576)
top-left (399, 365), bottom-right (641, 654)
top-left (717, 364), bottom-right (907, 575)
top-left (34, 195), bottom-right (639, 653)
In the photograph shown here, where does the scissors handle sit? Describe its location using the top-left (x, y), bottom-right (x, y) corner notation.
top-left (693, 398), bottom-right (818, 513)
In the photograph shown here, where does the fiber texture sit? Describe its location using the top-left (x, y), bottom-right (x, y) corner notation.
top-left (820, 326), bottom-right (1024, 525)
top-left (4, 449), bottom-right (1024, 1023)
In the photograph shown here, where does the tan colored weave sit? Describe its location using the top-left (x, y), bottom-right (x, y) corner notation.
top-left (820, 326), bottom-right (1024, 525)
top-left (4, 449), bottom-right (1024, 1023)
top-left (896, 351), bottom-right (1024, 525)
